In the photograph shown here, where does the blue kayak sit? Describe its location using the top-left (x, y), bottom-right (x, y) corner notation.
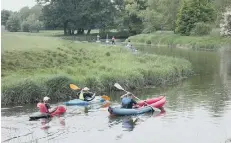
top-left (108, 106), bottom-right (154, 116)
top-left (64, 94), bottom-right (105, 106)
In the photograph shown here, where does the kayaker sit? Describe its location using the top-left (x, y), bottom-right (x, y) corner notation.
top-left (121, 92), bottom-right (137, 109)
top-left (43, 96), bottom-right (51, 112)
top-left (37, 96), bottom-right (57, 114)
top-left (79, 87), bottom-right (93, 101)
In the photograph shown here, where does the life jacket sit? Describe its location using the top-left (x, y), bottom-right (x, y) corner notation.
top-left (37, 103), bottom-right (48, 113)
top-left (79, 91), bottom-right (84, 100)
top-left (122, 97), bottom-right (131, 106)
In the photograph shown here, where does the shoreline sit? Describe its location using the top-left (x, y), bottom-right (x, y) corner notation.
top-left (127, 31), bottom-right (231, 50)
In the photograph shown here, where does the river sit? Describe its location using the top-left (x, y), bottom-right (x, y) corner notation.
top-left (1, 45), bottom-right (231, 143)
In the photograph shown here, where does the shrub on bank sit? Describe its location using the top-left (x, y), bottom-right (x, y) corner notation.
top-left (190, 22), bottom-right (212, 36)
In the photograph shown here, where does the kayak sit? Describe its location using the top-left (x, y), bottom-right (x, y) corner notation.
top-left (137, 96), bottom-right (165, 108)
top-left (29, 105), bottom-right (66, 121)
top-left (64, 93), bottom-right (105, 106)
top-left (108, 96), bottom-right (166, 116)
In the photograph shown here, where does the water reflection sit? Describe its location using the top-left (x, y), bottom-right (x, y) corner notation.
top-left (121, 117), bottom-right (137, 131)
top-left (40, 117), bottom-right (66, 130)
top-left (107, 110), bottom-right (166, 132)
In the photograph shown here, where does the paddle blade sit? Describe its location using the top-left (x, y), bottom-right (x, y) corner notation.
top-left (70, 84), bottom-right (80, 90)
top-left (114, 83), bottom-right (125, 91)
top-left (101, 95), bottom-right (110, 101)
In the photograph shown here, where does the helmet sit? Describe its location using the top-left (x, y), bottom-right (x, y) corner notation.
top-left (82, 87), bottom-right (90, 91)
top-left (43, 96), bottom-right (50, 101)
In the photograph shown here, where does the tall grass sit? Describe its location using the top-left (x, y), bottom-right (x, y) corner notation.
top-left (127, 31), bottom-right (231, 49)
top-left (1, 32), bottom-right (193, 105)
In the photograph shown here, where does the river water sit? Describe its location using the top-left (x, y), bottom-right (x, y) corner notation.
top-left (1, 45), bottom-right (231, 143)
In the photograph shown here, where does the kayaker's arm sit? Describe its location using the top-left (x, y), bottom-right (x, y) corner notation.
top-left (45, 103), bottom-right (51, 109)
top-left (131, 99), bottom-right (137, 104)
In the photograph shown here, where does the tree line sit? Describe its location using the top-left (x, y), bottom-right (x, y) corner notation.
top-left (1, 5), bottom-right (43, 32)
top-left (1, 0), bottom-right (231, 36)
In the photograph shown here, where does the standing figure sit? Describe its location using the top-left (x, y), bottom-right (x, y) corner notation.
top-left (112, 36), bottom-right (115, 45)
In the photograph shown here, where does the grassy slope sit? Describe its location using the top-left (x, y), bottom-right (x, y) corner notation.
top-left (127, 31), bottom-right (231, 49)
top-left (1, 32), bottom-right (193, 105)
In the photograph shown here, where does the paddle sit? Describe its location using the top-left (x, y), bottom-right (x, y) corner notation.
top-left (70, 84), bottom-right (81, 90)
top-left (114, 83), bottom-right (156, 111)
top-left (69, 84), bottom-right (110, 101)
top-left (101, 95), bottom-right (110, 101)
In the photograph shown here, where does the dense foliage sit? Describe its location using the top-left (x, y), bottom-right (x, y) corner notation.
top-left (1, 0), bottom-right (231, 36)
top-left (2, 5), bottom-right (43, 32)
top-left (175, 0), bottom-right (216, 35)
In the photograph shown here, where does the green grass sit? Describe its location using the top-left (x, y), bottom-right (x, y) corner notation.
top-left (1, 32), bottom-right (193, 105)
top-left (1, 32), bottom-right (63, 52)
top-left (127, 30), bottom-right (231, 49)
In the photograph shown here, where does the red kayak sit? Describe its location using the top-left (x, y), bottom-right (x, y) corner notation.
top-left (50, 106), bottom-right (66, 117)
top-left (136, 96), bottom-right (166, 108)
top-left (29, 103), bottom-right (66, 121)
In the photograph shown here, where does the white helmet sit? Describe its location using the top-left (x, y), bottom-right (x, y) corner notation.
top-left (82, 87), bottom-right (90, 91)
top-left (43, 96), bottom-right (50, 101)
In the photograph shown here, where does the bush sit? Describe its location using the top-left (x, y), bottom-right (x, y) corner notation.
top-left (24, 14), bottom-right (43, 33)
top-left (5, 13), bottom-right (21, 32)
top-left (146, 40), bottom-right (152, 44)
top-left (21, 20), bottom-right (30, 32)
top-left (191, 22), bottom-right (212, 36)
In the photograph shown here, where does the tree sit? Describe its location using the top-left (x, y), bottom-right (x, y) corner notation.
top-left (40, 0), bottom-right (81, 35)
top-left (1, 10), bottom-right (12, 26)
top-left (212, 0), bottom-right (231, 26)
top-left (220, 7), bottom-right (231, 36)
top-left (27, 14), bottom-right (43, 32)
top-left (39, 0), bottom-right (116, 35)
top-left (175, 0), bottom-right (216, 35)
top-left (21, 20), bottom-right (30, 32)
top-left (19, 6), bottom-right (31, 21)
top-left (6, 13), bottom-right (21, 32)
top-left (30, 5), bottom-right (43, 20)
top-left (175, 1), bottom-right (191, 35)
top-left (115, 0), bottom-right (147, 35)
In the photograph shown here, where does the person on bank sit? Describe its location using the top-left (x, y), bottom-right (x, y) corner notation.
top-left (121, 92), bottom-right (137, 109)
top-left (112, 36), bottom-right (116, 45)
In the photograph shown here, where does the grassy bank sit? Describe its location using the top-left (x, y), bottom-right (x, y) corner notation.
top-left (1, 32), bottom-right (192, 105)
top-left (127, 31), bottom-right (231, 49)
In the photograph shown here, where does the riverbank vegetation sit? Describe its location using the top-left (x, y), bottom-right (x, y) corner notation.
top-left (1, 32), bottom-right (192, 105)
